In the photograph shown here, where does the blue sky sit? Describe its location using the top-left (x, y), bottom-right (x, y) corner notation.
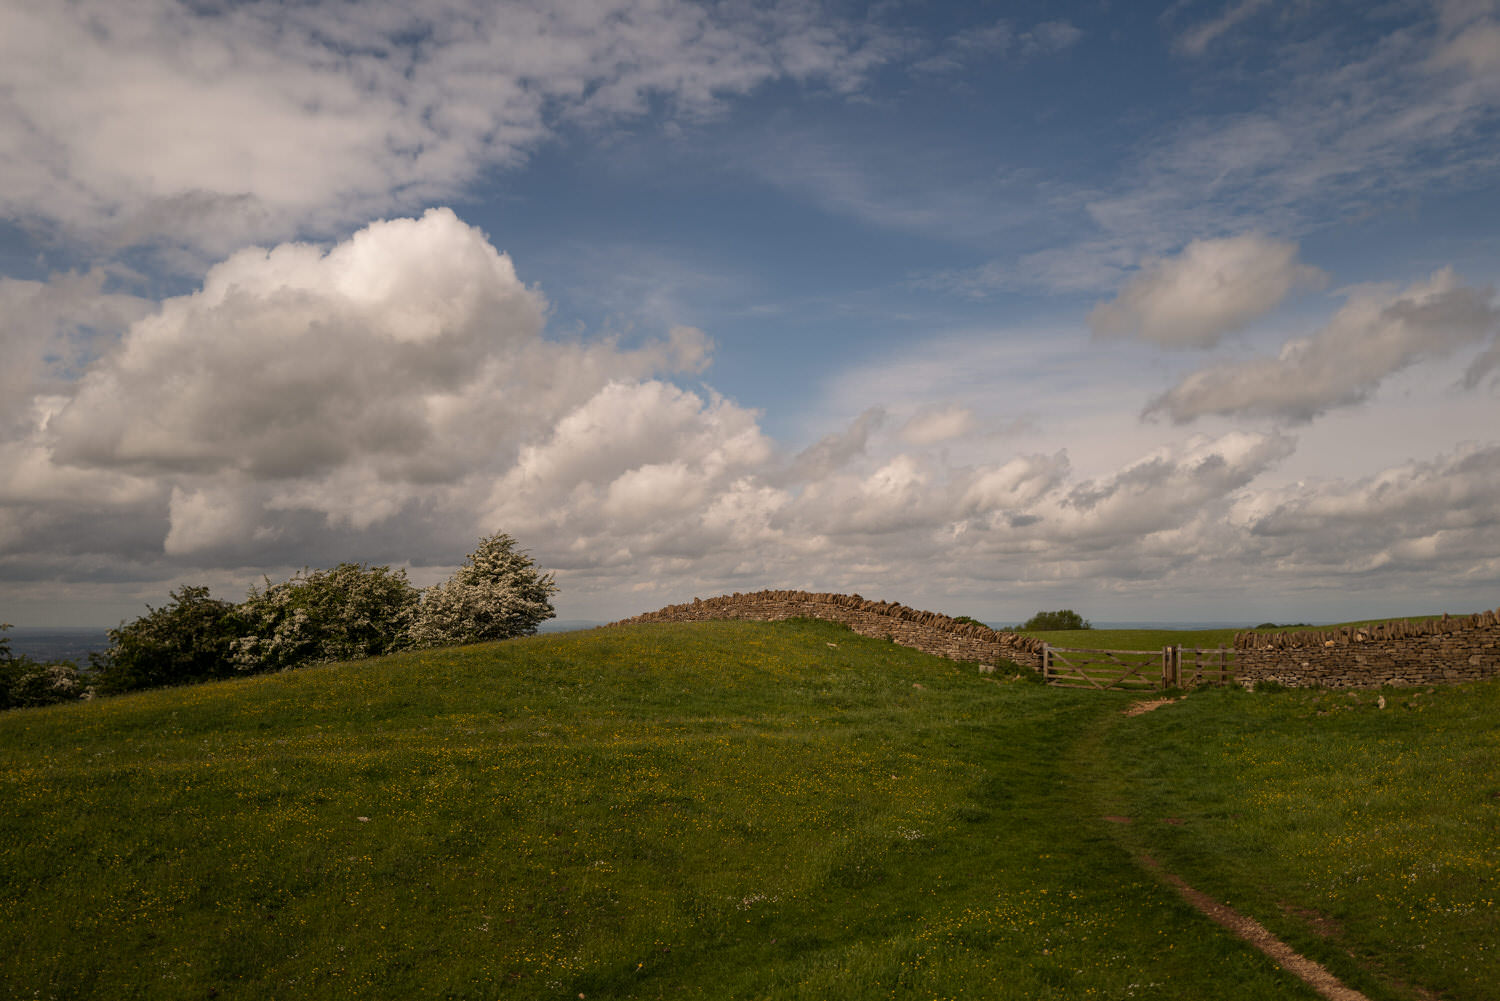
top-left (2, 0), bottom-right (1499, 627)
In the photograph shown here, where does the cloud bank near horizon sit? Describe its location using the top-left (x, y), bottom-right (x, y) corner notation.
top-left (4, 210), bottom-right (1499, 624)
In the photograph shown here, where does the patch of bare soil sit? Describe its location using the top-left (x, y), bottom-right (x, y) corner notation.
top-left (1137, 856), bottom-right (1372, 1001)
top-left (1122, 697), bottom-right (1182, 717)
top-left (1279, 902), bottom-right (1345, 941)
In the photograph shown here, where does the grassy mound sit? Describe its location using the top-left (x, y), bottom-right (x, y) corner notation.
top-left (2, 619), bottom-right (1492, 999)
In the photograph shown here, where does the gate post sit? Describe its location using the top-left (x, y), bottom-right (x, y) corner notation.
top-left (1042, 643), bottom-right (1051, 683)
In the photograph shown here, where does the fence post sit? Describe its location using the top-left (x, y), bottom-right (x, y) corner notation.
top-left (1042, 643), bottom-right (1051, 683)
top-left (1172, 645), bottom-right (1182, 688)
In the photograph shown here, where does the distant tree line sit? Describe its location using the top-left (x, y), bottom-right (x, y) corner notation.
top-left (0, 533), bottom-right (556, 706)
top-left (1018, 609), bottom-right (1091, 631)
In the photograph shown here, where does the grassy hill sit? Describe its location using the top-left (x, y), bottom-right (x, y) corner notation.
top-left (1, 619), bottom-right (1494, 1000)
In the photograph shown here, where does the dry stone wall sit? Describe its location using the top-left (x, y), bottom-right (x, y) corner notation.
top-left (607, 590), bottom-right (1045, 671)
top-left (611, 591), bottom-right (1500, 690)
top-left (1232, 608), bottom-right (1500, 688)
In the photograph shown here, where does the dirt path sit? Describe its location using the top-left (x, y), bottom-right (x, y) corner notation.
top-left (1137, 855), bottom-right (1372, 1001)
top-left (1122, 697), bottom-right (1181, 717)
top-left (1111, 696), bottom-right (1374, 1001)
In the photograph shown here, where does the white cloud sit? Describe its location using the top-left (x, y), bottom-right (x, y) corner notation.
top-left (1025, 21), bottom-right (1084, 55)
top-left (787, 452), bottom-right (945, 537)
top-left (742, 132), bottom-right (1041, 245)
top-left (491, 380), bottom-right (770, 510)
top-left (1464, 337), bottom-right (1500, 388)
top-left (960, 6), bottom-right (1500, 298)
top-left (2, 208), bottom-right (1495, 624)
top-left (1145, 268), bottom-right (1500, 423)
top-left (782, 407), bottom-right (886, 483)
top-left (3, 221), bottom-right (1314, 608)
top-left (0, 210), bottom-right (735, 575)
top-left (1243, 441), bottom-right (1500, 578)
top-left (473, 377), bottom-right (782, 574)
top-left (51, 209), bottom-right (547, 479)
top-left (1089, 234), bottom-right (1326, 348)
top-left (899, 406), bottom-right (978, 445)
top-left (1045, 431), bottom-right (1295, 545)
top-left (957, 453), bottom-right (1071, 515)
top-left (778, 430), bottom-right (1292, 559)
top-left (912, 18), bottom-right (1080, 74)
top-left (163, 485), bottom-right (264, 557)
top-left (0, 270), bottom-right (152, 431)
top-left (0, 0), bottom-right (896, 258)
top-left (1171, 0), bottom-right (1274, 57)
top-left (1433, 2), bottom-right (1500, 79)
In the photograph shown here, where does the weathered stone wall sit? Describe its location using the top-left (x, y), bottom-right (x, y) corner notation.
top-left (611, 591), bottom-right (1500, 689)
top-left (1232, 609), bottom-right (1500, 688)
top-left (607, 590), bottom-right (1045, 671)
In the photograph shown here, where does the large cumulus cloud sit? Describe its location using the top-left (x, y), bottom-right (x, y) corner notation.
top-left (5, 209), bottom-right (721, 575)
top-left (52, 209), bottom-right (547, 480)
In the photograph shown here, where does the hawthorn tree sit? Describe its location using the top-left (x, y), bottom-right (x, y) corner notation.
top-left (409, 533), bottom-right (557, 647)
top-left (92, 586), bottom-right (243, 694)
top-left (83, 534), bottom-right (556, 695)
top-left (231, 563), bottom-right (421, 673)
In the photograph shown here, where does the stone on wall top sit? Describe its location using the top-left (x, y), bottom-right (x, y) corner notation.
top-left (1234, 607), bottom-right (1500, 650)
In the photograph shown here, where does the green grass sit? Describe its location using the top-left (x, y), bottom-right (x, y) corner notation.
top-left (1086, 683), bottom-right (1500, 1001)
top-left (1261, 613), bottom-right (1455, 631)
top-left (1021, 613), bottom-right (1471, 653)
top-left (1, 619), bottom-right (1493, 999)
top-left (1022, 627), bottom-right (1243, 651)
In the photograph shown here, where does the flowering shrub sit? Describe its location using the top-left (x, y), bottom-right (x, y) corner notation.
top-left (82, 533), bottom-right (555, 696)
top-left (409, 533), bottom-right (557, 647)
top-left (231, 563), bottom-right (421, 673)
top-left (92, 587), bottom-right (244, 694)
top-left (0, 624), bottom-right (92, 709)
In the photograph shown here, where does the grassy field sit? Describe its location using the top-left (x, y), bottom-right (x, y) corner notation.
top-left (1021, 627), bottom-right (1242, 651)
top-left (1019, 614), bottom-right (1465, 654)
top-left (1, 619), bottom-right (1494, 999)
top-left (1090, 682), bottom-right (1500, 1001)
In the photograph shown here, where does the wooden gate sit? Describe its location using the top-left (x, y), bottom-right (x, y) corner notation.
top-left (1168, 646), bottom-right (1237, 688)
top-left (1042, 645), bottom-right (1169, 691)
top-left (1043, 644), bottom-right (1237, 690)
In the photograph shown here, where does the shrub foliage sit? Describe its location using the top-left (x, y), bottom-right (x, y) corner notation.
top-left (409, 533), bottom-right (558, 647)
top-left (92, 586), bottom-right (243, 695)
top-left (0, 624), bottom-right (92, 709)
top-left (232, 563), bottom-right (421, 673)
top-left (1019, 609), bottom-right (1091, 631)
top-left (72, 532), bottom-right (558, 700)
